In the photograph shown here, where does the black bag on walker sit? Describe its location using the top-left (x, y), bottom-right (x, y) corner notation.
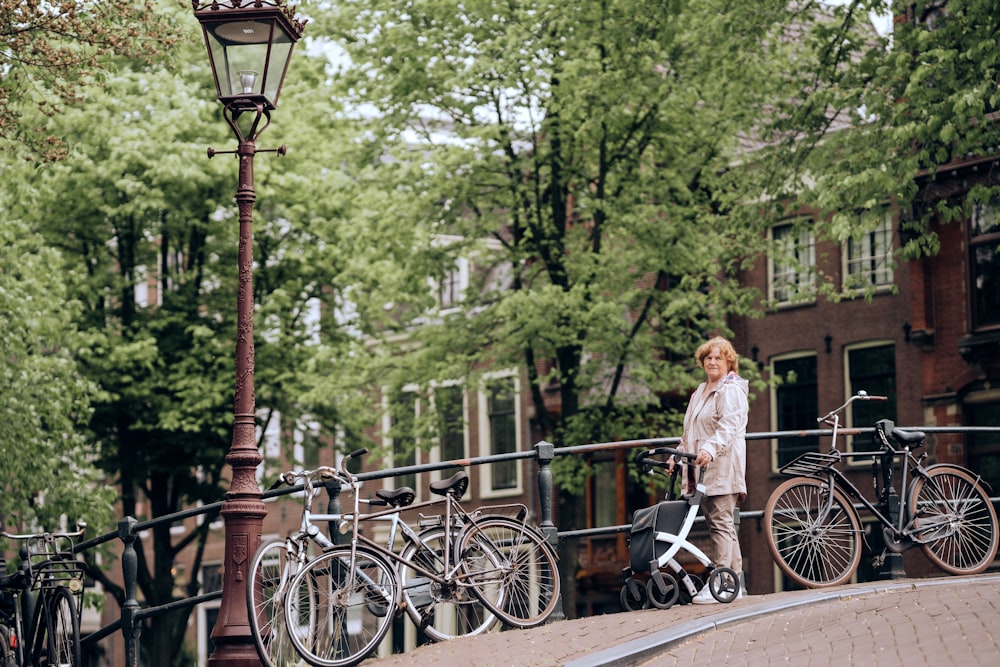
top-left (628, 500), bottom-right (688, 573)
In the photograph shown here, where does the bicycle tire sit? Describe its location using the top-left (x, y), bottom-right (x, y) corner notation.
top-left (907, 465), bottom-right (1000, 575)
top-left (248, 540), bottom-right (302, 667)
top-left (0, 624), bottom-right (12, 667)
top-left (34, 586), bottom-right (81, 667)
top-left (285, 546), bottom-right (396, 667)
top-left (398, 526), bottom-right (500, 642)
top-left (764, 476), bottom-right (862, 588)
top-left (457, 517), bottom-right (560, 629)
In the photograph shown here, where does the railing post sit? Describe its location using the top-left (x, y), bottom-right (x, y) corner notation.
top-left (875, 419), bottom-right (907, 580)
top-left (534, 440), bottom-right (565, 622)
top-left (118, 517), bottom-right (141, 667)
top-left (324, 477), bottom-right (343, 544)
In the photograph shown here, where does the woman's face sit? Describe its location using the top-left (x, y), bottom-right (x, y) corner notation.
top-left (702, 346), bottom-right (731, 384)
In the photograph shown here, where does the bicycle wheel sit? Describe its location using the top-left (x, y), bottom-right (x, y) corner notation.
top-left (0, 624), bottom-right (12, 667)
top-left (248, 540), bottom-right (306, 667)
top-left (285, 546), bottom-right (396, 667)
top-left (457, 517), bottom-right (560, 629)
top-left (398, 526), bottom-right (500, 642)
top-left (34, 586), bottom-right (81, 667)
top-left (764, 476), bottom-right (862, 588)
top-left (907, 465), bottom-right (1000, 575)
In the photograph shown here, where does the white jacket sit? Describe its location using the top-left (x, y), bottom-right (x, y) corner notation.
top-left (679, 372), bottom-right (749, 497)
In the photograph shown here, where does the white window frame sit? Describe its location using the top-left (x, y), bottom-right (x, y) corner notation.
top-left (477, 370), bottom-right (523, 498)
top-left (843, 210), bottom-right (894, 292)
top-left (769, 220), bottom-right (816, 306)
top-left (197, 562), bottom-right (223, 667)
top-left (428, 381), bottom-right (468, 484)
top-left (382, 385), bottom-right (422, 500)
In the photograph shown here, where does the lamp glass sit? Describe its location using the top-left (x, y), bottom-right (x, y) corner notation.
top-left (204, 18), bottom-right (295, 105)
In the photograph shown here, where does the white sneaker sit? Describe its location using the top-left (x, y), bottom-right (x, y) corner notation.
top-left (691, 586), bottom-right (743, 605)
top-left (690, 587), bottom-right (719, 605)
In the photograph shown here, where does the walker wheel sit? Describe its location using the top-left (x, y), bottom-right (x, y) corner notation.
top-left (646, 571), bottom-right (680, 610)
top-left (620, 577), bottom-right (648, 611)
top-left (707, 566), bottom-right (741, 603)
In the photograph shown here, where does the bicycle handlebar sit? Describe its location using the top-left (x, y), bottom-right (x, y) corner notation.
top-left (818, 391), bottom-right (887, 426)
top-left (0, 522), bottom-right (87, 542)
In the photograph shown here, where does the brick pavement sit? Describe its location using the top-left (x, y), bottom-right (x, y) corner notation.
top-left (365, 574), bottom-right (1000, 667)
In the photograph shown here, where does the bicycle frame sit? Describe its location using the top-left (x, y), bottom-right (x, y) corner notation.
top-left (339, 477), bottom-right (528, 603)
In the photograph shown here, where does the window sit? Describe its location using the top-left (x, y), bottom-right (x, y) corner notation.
top-left (436, 384), bottom-right (466, 462)
top-left (967, 395), bottom-right (1000, 496)
top-left (770, 220), bottom-right (816, 305)
top-left (773, 355), bottom-right (819, 469)
top-left (198, 564), bottom-right (222, 666)
top-left (388, 389), bottom-right (418, 491)
top-left (432, 257), bottom-right (468, 311)
top-left (844, 211), bottom-right (894, 290)
top-left (847, 343), bottom-right (897, 444)
top-left (479, 374), bottom-right (521, 496)
top-left (970, 200), bottom-right (1000, 329)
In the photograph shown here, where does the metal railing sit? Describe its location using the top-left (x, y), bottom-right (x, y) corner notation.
top-left (60, 425), bottom-right (998, 665)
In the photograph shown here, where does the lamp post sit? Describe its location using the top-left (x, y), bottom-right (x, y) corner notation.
top-left (191, 2), bottom-right (304, 665)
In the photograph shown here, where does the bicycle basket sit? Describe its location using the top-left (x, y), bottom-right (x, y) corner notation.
top-left (31, 556), bottom-right (86, 594)
top-left (628, 501), bottom-right (688, 573)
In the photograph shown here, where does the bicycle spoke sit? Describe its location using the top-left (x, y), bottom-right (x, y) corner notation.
top-left (458, 517), bottom-right (560, 629)
top-left (286, 547), bottom-right (395, 667)
top-left (765, 478), bottom-right (861, 588)
top-left (909, 467), bottom-right (999, 575)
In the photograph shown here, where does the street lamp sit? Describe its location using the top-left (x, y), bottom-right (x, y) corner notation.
top-left (191, 1), bottom-right (304, 665)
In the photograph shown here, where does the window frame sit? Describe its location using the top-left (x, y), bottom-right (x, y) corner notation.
top-left (969, 199), bottom-right (1000, 331)
top-left (770, 352), bottom-right (819, 472)
top-left (844, 341), bottom-right (898, 457)
top-left (429, 382), bottom-right (468, 484)
top-left (382, 385), bottom-right (420, 497)
top-left (843, 210), bottom-right (895, 293)
top-left (477, 370), bottom-right (523, 498)
top-left (769, 219), bottom-right (817, 307)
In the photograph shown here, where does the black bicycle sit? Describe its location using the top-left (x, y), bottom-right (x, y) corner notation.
top-left (0, 523), bottom-right (86, 667)
top-left (764, 392), bottom-right (999, 588)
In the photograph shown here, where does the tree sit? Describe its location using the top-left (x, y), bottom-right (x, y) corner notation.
top-left (784, 0), bottom-right (1000, 259)
top-left (0, 0), bottom-right (179, 160)
top-left (9, 10), bottom-right (361, 661)
top-left (0, 211), bottom-right (114, 533)
top-left (313, 0), bottom-right (865, 613)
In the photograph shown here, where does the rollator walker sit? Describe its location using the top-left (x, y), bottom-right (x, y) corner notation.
top-left (620, 447), bottom-right (740, 610)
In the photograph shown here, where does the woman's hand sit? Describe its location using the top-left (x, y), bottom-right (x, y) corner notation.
top-left (694, 450), bottom-right (713, 467)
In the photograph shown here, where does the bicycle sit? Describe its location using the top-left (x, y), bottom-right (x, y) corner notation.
top-left (248, 448), bottom-right (503, 667)
top-left (282, 449), bottom-right (559, 667)
top-left (0, 523), bottom-right (87, 667)
top-left (763, 391), bottom-right (999, 589)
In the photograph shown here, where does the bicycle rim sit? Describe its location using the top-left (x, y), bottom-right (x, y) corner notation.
top-left (34, 586), bottom-right (80, 667)
top-left (285, 546), bottom-right (395, 667)
top-left (399, 527), bottom-right (499, 642)
top-left (457, 517), bottom-right (560, 629)
top-left (248, 540), bottom-right (305, 667)
top-left (908, 466), bottom-right (1000, 575)
top-left (764, 477), bottom-right (862, 588)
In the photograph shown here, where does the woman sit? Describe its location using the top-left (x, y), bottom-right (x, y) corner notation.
top-left (671, 336), bottom-right (749, 604)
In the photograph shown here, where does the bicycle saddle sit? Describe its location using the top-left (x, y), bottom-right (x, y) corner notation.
top-left (376, 487), bottom-right (416, 508)
top-left (429, 471), bottom-right (469, 499)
